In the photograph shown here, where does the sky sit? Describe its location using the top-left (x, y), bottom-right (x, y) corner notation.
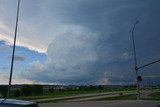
top-left (0, 0), bottom-right (160, 85)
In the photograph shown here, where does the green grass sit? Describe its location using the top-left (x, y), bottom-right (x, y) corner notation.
top-left (96, 94), bottom-right (137, 101)
top-left (149, 92), bottom-right (160, 100)
top-left (14, 87), bottom-right (138, 101)
top-left (16, 90), bottom-right (102, 100)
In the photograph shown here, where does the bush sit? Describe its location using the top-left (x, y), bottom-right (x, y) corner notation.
top-left (0, 86), bottom-right (8, 98)
top-left (14, 89), bottom-right (20, 97)
top-left (49, 88), bottom-right (54, 93)
top-left (33, 85), bottom-right (43, 95)
top-left (21, 85), bottom-right (33, 96)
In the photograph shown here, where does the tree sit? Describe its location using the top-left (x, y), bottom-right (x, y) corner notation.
top-left (33, 85), bottom-right (43, 95)
top-left (0, 85), bottom-right (8, 98)
top-left (49, 88), bottom-right (54, 93)
top-left (14, 89), bottom-right (20, 97)
top-left (98, 85), bottom-right (104, 90)
top-left (21, 85), bottom-right (33, 96)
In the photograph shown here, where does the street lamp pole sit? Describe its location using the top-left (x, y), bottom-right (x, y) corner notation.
top-left (131, 21), bottom-right (140, 100)
top-left (7, 0), bottom-right (20, 98)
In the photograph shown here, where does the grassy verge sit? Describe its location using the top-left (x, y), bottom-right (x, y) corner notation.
top-left (13, 87), bottom-right (139, 101)
top-left (17, 90), bottom-right (136, 101)
top-left (148, 92), bottom-right (160, 100)
top-left (36, 93), bottom-right (129, 103)
top-left (16, 90), bottom-right (103, 100)
top-left (95, 94), bottom-right (137, 101)
top-left (11, 87), bottom-right (139, 100)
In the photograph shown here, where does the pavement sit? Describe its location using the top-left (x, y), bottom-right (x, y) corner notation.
top-left (39, 100), bottom-right (160, 107)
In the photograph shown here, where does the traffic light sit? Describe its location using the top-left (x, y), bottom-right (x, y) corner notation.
top-left (137, 76), bottom-right (142, 81)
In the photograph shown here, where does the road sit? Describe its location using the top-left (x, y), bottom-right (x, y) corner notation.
top-left (33, 91), bottom-right (136, 103)
top-left (39, 100), bottom-right (160, 107)
top-left (66, 92), bottom-right (134, 101)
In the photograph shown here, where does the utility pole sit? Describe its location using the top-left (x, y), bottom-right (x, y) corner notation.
top-left (131, 21), bottom-right (160, 100)
top-left (7, 0), bottom-right (20, 98)
top-left (131, 21), bottom-right (141, 99)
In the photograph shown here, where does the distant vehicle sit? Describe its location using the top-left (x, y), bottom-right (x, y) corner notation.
top-left (0, 98), bottom-right (38, 107)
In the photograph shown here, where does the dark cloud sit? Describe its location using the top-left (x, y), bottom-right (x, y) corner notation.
top-left (23, 0), bottom-right (160, 85)
top-left (8, 55), bottom-right (25, 61)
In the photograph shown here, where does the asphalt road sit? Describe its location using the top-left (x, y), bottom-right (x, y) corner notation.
top-left (39, 100), bottom-right (160, 107)
top-left (33, 91), bottom-right (136, 103)
top-left (66, 92), bottom-right (134, 101)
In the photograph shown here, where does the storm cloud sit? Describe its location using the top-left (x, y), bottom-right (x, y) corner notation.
top-left (20, 0), bottom-right (160, 85)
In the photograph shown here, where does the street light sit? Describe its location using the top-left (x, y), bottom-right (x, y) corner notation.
top-left (7, 0), bottom-right (20, 98)
top-left (131, 21), bottom-right (141, 99)
top-left (131, 21), bottom-right (160, 100)
top-left (0, 1), bottom-right (39, 106)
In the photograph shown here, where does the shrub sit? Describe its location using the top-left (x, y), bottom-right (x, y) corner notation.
top-left (21, 85), bottom-right (33, 96)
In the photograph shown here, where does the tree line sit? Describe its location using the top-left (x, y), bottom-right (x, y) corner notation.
top-left (0, 85), bottom-right (43, 97)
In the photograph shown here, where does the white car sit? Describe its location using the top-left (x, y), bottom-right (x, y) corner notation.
top-left (0, 98), bottom-right (38, 107)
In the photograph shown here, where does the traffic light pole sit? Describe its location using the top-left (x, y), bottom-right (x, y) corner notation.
top-left (132, 21), bottom-right (160, 100)
top-left (132, 21), bottom-right (140, 99)
top-left (135, 69), bottom-right (140, 99)
top-left (137, 59), bottom-right (160, 70)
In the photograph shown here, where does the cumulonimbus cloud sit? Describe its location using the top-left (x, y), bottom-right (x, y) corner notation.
top-left (1, 0), bottom-right (160, 85)
top-left (22, 25), bottom-right (100, 84)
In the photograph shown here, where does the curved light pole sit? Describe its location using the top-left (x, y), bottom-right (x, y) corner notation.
top-left (131, 21), bottom-right (140, 99)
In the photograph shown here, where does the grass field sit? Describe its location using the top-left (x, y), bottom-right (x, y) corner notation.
top-left (17, 90), bottom-right (104, 100)
top-left (12, 87), bottom-right (160, 101)
top-left (94, 94), bottom-right (137, 101)
top-left (16, 87), bottom-right (137, 100)
top-left (149, 92), bottom-right (160, 100)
